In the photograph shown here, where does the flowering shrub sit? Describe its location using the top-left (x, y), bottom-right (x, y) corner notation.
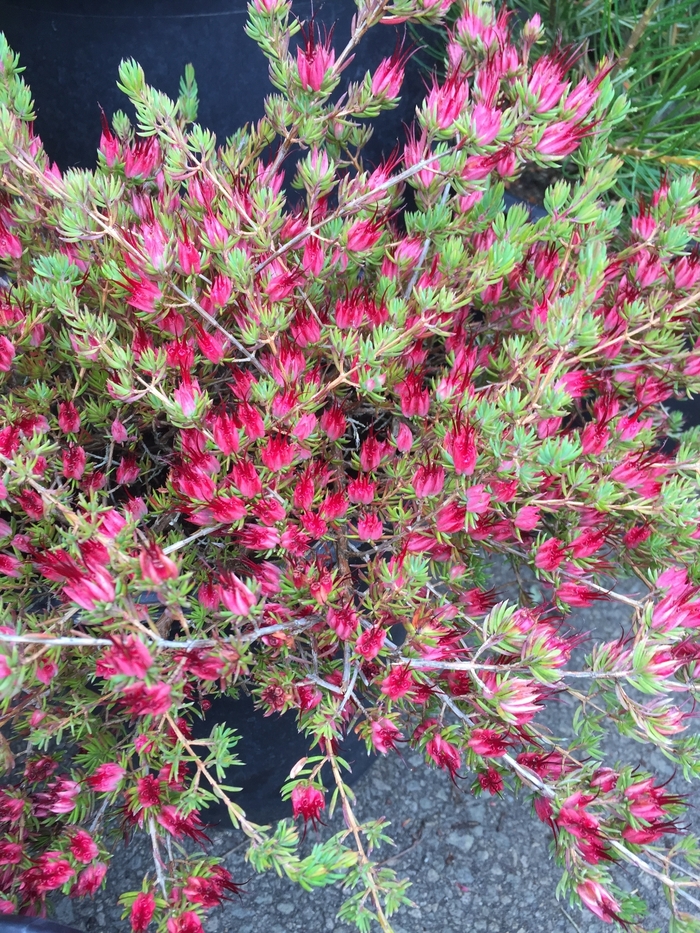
top-left (1, 0), bottom-right (700, 930)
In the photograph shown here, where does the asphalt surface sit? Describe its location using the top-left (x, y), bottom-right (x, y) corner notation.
top-left (54, 562), bottom-right (689, 933)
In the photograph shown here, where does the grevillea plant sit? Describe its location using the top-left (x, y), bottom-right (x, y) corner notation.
top-left (2, 0), bottom-right (700, 929)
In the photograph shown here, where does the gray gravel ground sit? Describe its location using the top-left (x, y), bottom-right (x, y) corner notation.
top-left (53, 564), bottom-right (693, 933)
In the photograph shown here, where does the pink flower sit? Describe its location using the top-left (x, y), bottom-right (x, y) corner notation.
top-left (62, 444), bottom-right (87, 480)
top-left (103, 635), bottom-right (153, 679)
top-left (178, 237), bottom-right (201, 275)
top-left (291, 784), bottom-right (325, 827)
top-left (346, 218), bottom-right (383, 252)
top-left (124, 275), bottom-right (161, 313)
top-left (58, 400), bottom-right (81, 434)
top-left (576, 880), bottom-right (621, 924)
top-left (87, 763), bottom-right (125, 793)
top-left (356, 626), bottom-right (386, 659)
top-left (70, 862), bottom-right (108, 897)
top-left (0, 335), bottom-right (15, 371)
top-left (70, 829), bottom-right (99, 864)
top-left (535, 538), bottom-right (566, 571)
top-left (231, 458), bottom-right (262, 497)
top-left (426, 734), bottom-right (461, 777)
top-left (468, 729), bottom-right (508, 757)
top-left (536, 120), bottom-right (586, 157)
top-left (357, 512), bottom-right (383, 541)
top-left (465, 484), bottom-right (490, 513)
top-left (395, 422), bottom-right (413, 452)
top-left (381, 666), bottom-right (415, 699)
top-left (116, 454), bottom-right (140, 485)
top-left (514, 505), bottom-right (540, 531)
top-left (327, 604), bottom-right (358, 640)
top-left (436, 501), bottom-right (467, 533)
top-left (320, 403), bottom-right (346, 441)
top-left (139, 543), bottom-right (178, 584)
top-left (121, 682), bottom-right (172, 716)
top-left (167, 912), bottom-right (205, 933)
top-left (412, 463), bottom-right (445, 498)
top-left (347, 475), bottom-right (376, 504)
top-left (371, 718), bottom-right (402, 753)
top-left (0, 553), bottom-right (21, 577)
top-left (297, 27), bottom-right (335, 92)
top-left (130, 891), bottom-right (156, 932)
top-left (219, 571), bottom-right (257, 615)
top-left (426, 72), bottom-right (468, 129)
top-left (371, 46), bottom-right (407, 98)
top-left (260, 435), bottom-right (297, 472)
top-left (0, 219), bottom-right (21, 259)
top-left (124, 137), bottom-right (160, 177)
top-left (447, 421), bottom-right (477, 475)
top-left (397, 371), bottom-right (430, 417)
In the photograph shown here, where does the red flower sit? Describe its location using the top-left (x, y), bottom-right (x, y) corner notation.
top-left (156, 806), bottom-right (209, 844)
top-left (0, 335), bottom-right (15, 371)
top-left (103, 636), bottom-right (153, 679)
top-left (327, 604), bottom-right (358, 640)
top-left (231, 458), bottom-right (262, 498)
top-left (219, 571), bottom-right (257, 615)
top-left (139, 543), bottom-right (178, 584)
top-left (136, 775), bottom-right (162, 809)
top-left (357, 512), bottom-right (383, 541)
top-left (380, 666), bottom-right (415, 699)
top-left (69, 830), bottom-right (100, 865)
top-left (167, 911), bottom-right (204, 933)
top-left (291, 784), bottom-right (325, 828)
top-left (412, 462), bottom-right (445, 498)
top-left (478, 767), bottom-right (504, 795)
top-left (426, 735), bottom-right (461, 778)
top-left (116, 454), bottom-right (140, 485)
top-left (576, 880), bottom-right (622, 924)
top-left (468, 729), bottom-right (508, 757)
top-left (535, 538), bottom-right (566, 571)
top-left (370, 719), bottom-right (402, 753)
top-left (121, 682), bottom-right (172, 716)
top-left (356, 626), bottom-right (386, 659)
top-left (296, 25), bottom-right (335, 92)
top-left (86, 763), bottom-right (125, 793)
top-left (130, 891), bottom-right (156, 932)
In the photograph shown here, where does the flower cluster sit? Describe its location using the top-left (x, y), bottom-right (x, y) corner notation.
top-left (1, 0), bottom-right (700, 929)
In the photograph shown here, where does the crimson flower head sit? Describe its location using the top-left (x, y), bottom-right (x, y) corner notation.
top-left (371, 41), bottom-right (410, 98)
top-left (576, 879), bottom-right (622, 924)
top-left (69, 829), bottom-right (99, 864)
top-left (371, 718), bottom-right (403, 753)
top-left (166, 912), bottom-right (205, 933)
top-left (130, 891), bottom-right (156, 933)
top-left (297, 25), bottom-right (336, 92)
top-left (426, 734), bottom-right (462, 779)
top-left (86, 762), bottom-right (125, 793)
top-left (291, 784), bottom-right (325, 829)
top-left (468, 728), bottom-right (508, 757)
top-left (139, 542), bottom-right (178, 584)
top-left (58, 400), bottom-right (81, 434)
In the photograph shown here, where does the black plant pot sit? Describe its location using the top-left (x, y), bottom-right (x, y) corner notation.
top-left (190, 691), bottom-right (375, 825)
top-left (0, 0), bottom-right (424, 172)
top-left (0, 918), bottom-right (83, 933)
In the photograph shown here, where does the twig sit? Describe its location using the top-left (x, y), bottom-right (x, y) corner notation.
top-left (148, 816), bottom-right (168, 897)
